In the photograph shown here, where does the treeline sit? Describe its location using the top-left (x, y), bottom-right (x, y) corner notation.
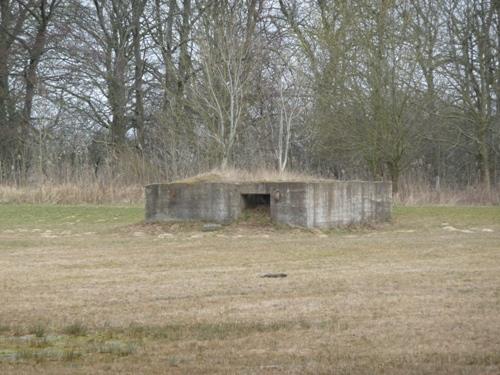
top-left (0, 0), bottom-right (499, 194)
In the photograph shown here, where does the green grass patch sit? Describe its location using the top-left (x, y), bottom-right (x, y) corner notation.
top-left (28, 323), bottom-right (47, 338)
top-left (123, 320), bottom-right (304, 342)
top-left (62, 322), bottom-right (88, 337)
top-left (0, 329), bottom-right (139, 363)
top-left (1, 204), bottom-right (499, 233)
top-left (0, 204), bottom-right (143, 230)
top-left (94, 341), bottom-right (137, 356)
top-left (393, 206), bottom-right (500, 227)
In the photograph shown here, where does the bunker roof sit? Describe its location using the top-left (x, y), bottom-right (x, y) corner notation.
top-left (171, 169), bottom-right (331, 184)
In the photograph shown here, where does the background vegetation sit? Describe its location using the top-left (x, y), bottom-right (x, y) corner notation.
top-left (1, 0), bottom-right (499, 203)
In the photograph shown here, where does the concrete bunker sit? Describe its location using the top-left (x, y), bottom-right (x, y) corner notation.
top-left (145, 174), bottom-right (392, 228)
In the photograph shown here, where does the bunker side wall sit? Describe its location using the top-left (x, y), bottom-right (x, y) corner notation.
top-left (145, 183), bottom-right (241, 223)
top-left (145, 184), bottom-right (160, 221)
top-left (306, 181), bottom-right (392, 228)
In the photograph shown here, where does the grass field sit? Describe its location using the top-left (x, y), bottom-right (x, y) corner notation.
top-left (0, 204), bottom-right (500, 374)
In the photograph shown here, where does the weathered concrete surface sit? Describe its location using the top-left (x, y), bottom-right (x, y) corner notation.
top-left (145, 183), bottom-right (242, 224)
top-left (306, 181), bottom-right (391, 228)
top-left (145, 180), bottom-right (392, 228)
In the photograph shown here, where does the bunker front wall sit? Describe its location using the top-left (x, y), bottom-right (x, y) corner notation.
top-left (145, 180), bottom-right (392, 227)
top-left (257, 181), bottom-right (392, 227)
top-left (145, 183), bottom-right (243, 223)
top-left (266, 182), bottom-right (309, 227)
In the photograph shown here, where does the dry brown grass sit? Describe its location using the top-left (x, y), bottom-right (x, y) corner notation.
top-left (0, 183), bottom-right (144, 204)
top-left (0, 168), bottom-right (322, 204)
top-left (395, 179), bottom-right (500, 206)
top-left (0, 205), bottom-right (499, 373)
top-left (3, 167), bottom-right (499, 206)
top-left (173, 167), bottom-right (326, 184)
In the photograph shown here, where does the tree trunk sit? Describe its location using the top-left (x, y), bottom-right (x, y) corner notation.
top-left (0, 28), bottom-right (8, 128)
top-left (132, 0), bottom-right (145, 150)
top-left (19, 2), bottom-right (50, 180)
top-left (178, 0), bottom-right (191, 96)
top-left (109, 49), bottom-right (128, 153)
top-left (0, 21), bottom-right (12, 176)
top-left (478, 139), bottom-right (491, 190)
top-left (220, 154), bottom-right (228, 170)
top-left (387, 161), bottom-right (400, 195)
top-left (496, 0), bottom-right (500, 186)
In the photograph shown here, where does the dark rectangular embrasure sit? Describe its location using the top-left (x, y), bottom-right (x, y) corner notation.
top-left (241, 194), bottom-right (270, 209)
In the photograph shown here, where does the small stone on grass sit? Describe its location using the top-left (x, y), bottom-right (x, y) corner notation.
top-left (202, 223), bottom-right (222, 232)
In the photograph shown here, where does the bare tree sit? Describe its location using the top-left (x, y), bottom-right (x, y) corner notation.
top-left (0, 0), bottom-right (29, 178)
top-left (132, 0), bottom-right (147, 150)
top-left (194, 0), bottom-right (260, 168)
top-left (0, 0), bottom-right (61, 180)
top-left (270, 66), bottom-right (304, 172)
top-left (446, 0), bottom-right (498, 188)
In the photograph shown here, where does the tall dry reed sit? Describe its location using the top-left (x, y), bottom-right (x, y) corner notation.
top-left (395, 179), bottom-right (500, 205)
top-left (0, 183), bottom-right (143, 204)
top-left (1, 166), bottom-right (498, 205)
